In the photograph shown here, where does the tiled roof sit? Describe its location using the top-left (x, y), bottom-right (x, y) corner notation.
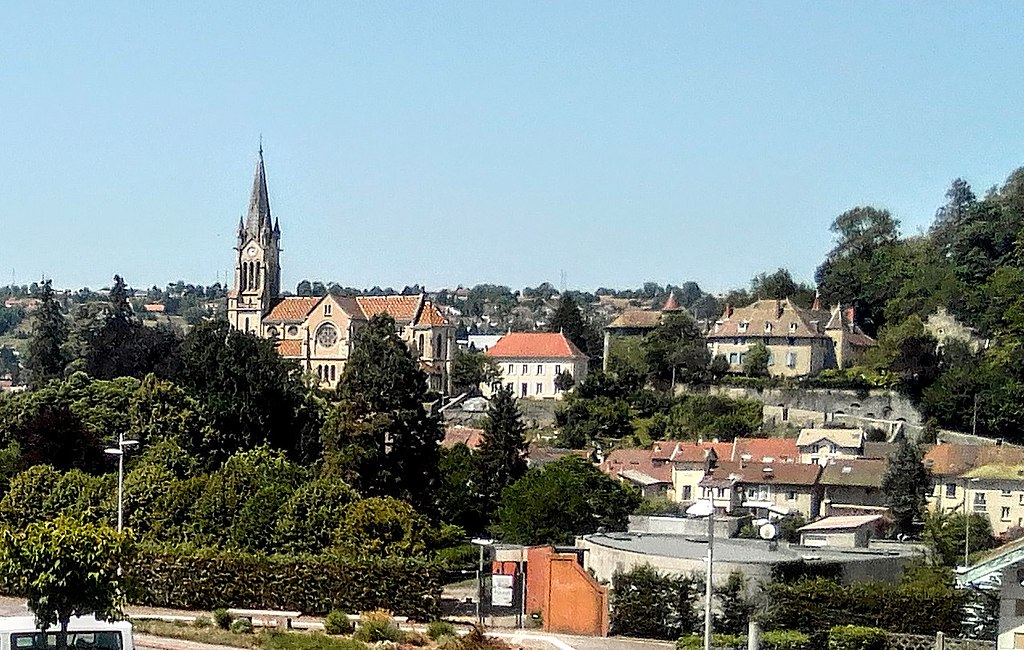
top-left (442, 425), bottom-right (484, 449)
top-left (276, 339), bottom-right (302, 356)
top-left (707, 459), bottom-right (821, 486)
top-left (601, 448), bottom-right (672, 483)
top-left (415, 302), bottom-right (449, 326)
top-left (796, 428), bottom-right (865, 449)
top-left (662, 293), bottom-right (681, 311)
top-left (606, 310), bottom-right (662, 330)
top-left (798, 514), bottom-right (884, 532)
top-left (619, 469), bottom-right (672, 486)
top-left (708, 299), bottom-right (829, 339)
top-left (861, 441), bottom-right (898, 459)
top-left (651, 441), bottom-right (734, 464)
top-left (486, 332), bottom-right (586, 359)
top-left (356, 295), bottom-right (423, 324)
top-left (265, 297), bottom-right (320, 322)
top-left (819, 458), bottom-right (888, 487)
top-left (732, 437), bottom-right (800, 463)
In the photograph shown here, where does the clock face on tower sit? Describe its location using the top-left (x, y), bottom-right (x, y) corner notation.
top-left (246, 246), bottom-right (258, 258)
top-left (316, 323), bottom-right (338, 347)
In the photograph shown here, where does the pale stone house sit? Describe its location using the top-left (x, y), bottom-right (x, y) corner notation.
top-left (796, 427), bottom-right (865, 465)
top-left (226, 149), bottom-right (455, 391)
top-left (485, 332), bottom-right (588, 399)
top-left (706, 298), bottom-right (875, 377)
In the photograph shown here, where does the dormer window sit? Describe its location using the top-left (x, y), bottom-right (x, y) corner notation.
top-left (789, 322), bottom-right (798, 332)
top-left (739, 321), bottom-right (749, 333)
top-left (764, 322), bottom-right (772, 333)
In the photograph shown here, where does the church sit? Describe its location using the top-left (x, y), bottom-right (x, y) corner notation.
top-left (226, 148), bottom-right (455, 393)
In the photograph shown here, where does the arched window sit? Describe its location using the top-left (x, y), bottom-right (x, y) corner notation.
top-left (418, 334), bottom-right (425, 353)
top-left (317, 365), bottom-right (323, 379)
top-left (330, 365), bottom-right (336, 381)
top-left (240, 263), bottom-right (247, 291)
top-left (255, 263), bottom-right (262, 289)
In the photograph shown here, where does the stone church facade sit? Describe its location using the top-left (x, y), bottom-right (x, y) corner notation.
top-left (227, 149), bottom-right (455, 392)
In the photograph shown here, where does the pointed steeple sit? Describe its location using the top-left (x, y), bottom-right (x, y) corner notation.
top-left (662, 291), bottom-right (681, 312)
top-left (244, 146), bottom-right (271, 236)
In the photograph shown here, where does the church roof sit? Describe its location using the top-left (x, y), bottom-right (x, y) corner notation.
top-left (265, 297), bottom-right (320, 322)
top-left (276, 339), bottom-right (302, 356)
top-left (244, 147), bottom-right (272, 236)
top-left (355, 295), bottom-right (423, 325)
top-left (415, 302), bottom-right (449, 327)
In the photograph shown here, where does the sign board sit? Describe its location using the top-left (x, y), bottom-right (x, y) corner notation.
top-left (491, 574), bottom-right (514, 607)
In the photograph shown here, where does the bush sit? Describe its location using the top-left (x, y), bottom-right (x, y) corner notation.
top-left (213, 608), bottom-right (232, 630)
top-left (827, 626), bottom-right (887, 650)
top-left (262, 631), bottom-right (367, 650)
top-left (676, 634), bottom-right (746, 650)
top-left (427, 621), bottom-right (457, 640)
top-left (762, 630), bottom-right (811, 650)
top-left (324, 610), bottom-right (354, 635)
top-left (193, 616), bottom-right (212, 629)
top-left (612, 564), bottom-right (701, 639)
top-left (124, 544), bottom-right (442, 619)
top-left (353, 611), bottom-right (402, 644)
top-left (229, 619), bottom-right (253, 634)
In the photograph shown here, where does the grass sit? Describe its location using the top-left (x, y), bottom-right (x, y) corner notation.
top-left (132, 621), bottom-right (367, 650)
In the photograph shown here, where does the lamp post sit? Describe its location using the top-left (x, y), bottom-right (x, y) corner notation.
top-left (963, 477), bottom-right (981, 568)
top-left (470, 538), bottom-right (492, 626)
top-left (104, 433), bottom-right (139, 533)
top-left (686, 494), bottom-right (715, 650)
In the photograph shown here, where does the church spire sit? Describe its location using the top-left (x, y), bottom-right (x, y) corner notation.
top-left (244, 146), bottom-right (271, 236)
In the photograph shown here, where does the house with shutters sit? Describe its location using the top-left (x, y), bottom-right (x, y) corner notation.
top-left (485, 332), bottom-right (589, 399)
top-left (706, 298), bottom-right (875, 377)
top-left (225, 148), bottom-right (454, 392)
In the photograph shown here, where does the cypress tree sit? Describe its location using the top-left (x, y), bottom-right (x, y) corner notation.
top-left (25, 280), bottom-right (68, 387)
top-left (476, 385), bottom-right (528, 510)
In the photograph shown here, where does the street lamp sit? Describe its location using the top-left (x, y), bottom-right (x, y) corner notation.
top-left (686, 495), bottom-right (715, 650)
top-left (470, 538), bottom-right (493, 626)
top-left (104, 434), bottom-right (139, 533)
top-left (963, 477), bottom-right (981, 568)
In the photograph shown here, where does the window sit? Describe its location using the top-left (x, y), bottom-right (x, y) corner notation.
top-left (1019, 493), bottom-right (1024, 506)
top-left (419, 334), bottom-right (425, 351)
top-left (324, 303), bottom-right (332, 316)
top-left (1003, 506), bottom-right (1012, 522)
top-left (537, 364), bottom-right (543, 375)
top-left (521, 383), bottom-right (527, 397)
top-left (946, 483), bottom-right (957, 498)
top-left (739, 321), bottom-right (749, 332)
top-left (767, 353), bottom-right (774, 366)
top-left (786, 352), bottom-right (797, 368)
top-left (682, 486), bottom-right (692, 501)
top-left (14, 632), bottom-right (123, 650)
top-left (522, 364), bottom-right (529, 375)
top-left (717, 488), bottom-right (726, 498)
top-left (555, 364), bottom-right (562, 375)
top-left (1003, 489), bottom-right (1013, 497)
top-left (789, 322), bottom-right (798, 332)
top-left (536, 383), bottom-right (543, 395)
top-left (787, 491), bottom-right (796, 501)
top-left (729, 353), bottom-right (739, 364)
top-left (974, 492), bottom-right (987, 512)
top-left (508, 364), bottom-right (514, 374)
top-left (739, 353), bottom-right (746, 365)
top-left (330, 365), bottom-right (336, 382)
top-left (764, 322), bottom-right (772, 333)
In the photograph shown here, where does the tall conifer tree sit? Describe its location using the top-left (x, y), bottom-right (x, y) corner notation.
top-left (25, 280), bottom-right (68, 387)
top-left (476, 385), bottom-right (528, 511)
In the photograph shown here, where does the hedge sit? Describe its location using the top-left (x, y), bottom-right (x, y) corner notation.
top-left (122, 545), bottom-right (442, 620)
top-left (761, 630), bottom-right (812, 650)
top-left (827, 626), bottom-right (887, 650)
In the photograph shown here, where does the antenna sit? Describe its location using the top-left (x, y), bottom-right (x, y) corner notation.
top-left (560, 269), bottom-right (567, 293)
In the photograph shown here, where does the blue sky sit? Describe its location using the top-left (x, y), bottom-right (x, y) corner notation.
top-left (2, 2), bottom-right (1023, 294)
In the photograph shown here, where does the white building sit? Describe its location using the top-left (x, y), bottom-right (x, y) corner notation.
top-left (485, 332), bottom-right (588, 399)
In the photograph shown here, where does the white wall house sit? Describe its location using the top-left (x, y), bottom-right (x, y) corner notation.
top-left (485, 332), bottom-right (588, 399)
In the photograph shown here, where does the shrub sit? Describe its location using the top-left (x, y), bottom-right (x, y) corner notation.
top-left (611, 564), bottom-right (701, 639)
top-left (427, 621), bottom-right (457, 640)
top-left (324, 610), bottom-right (354, 635)
top-left (353, 612), bottom-right (402, 644)
top-left (762, 630), bottom-right (811, 650)
top-left (827, 626), bottom-right (887, 650)
top-left (193, 616), bottom-right (212, 629)
top-left (230, 619), bottom-right (253, 634)
top-left (676, 634), bottom-right (746, 650)
top-left (213, 608), bottom-right (232, 630)
top-left (262, 631), bottom-right (367, 650)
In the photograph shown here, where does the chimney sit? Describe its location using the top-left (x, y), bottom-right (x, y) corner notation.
top-left (812, 292), bottom-right (821, 312)
top-left (776, 299), bottom-right (783, 319)
top-left (845, 306), bottom-right (855, 325)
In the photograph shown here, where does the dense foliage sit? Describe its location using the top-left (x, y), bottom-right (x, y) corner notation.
top-left (610, 564), bottom-right (701, 639)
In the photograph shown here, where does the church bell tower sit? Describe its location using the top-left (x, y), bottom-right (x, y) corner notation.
top-left (227, 145), bottom-right (282, 334)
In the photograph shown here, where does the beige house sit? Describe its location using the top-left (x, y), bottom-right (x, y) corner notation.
top-left (697, 460), bottom-right (822, 520)
top-left (819, 458), bottom-right (888, 517)
top-left (602, 293), bottom-right (683, 370)
top-left (706, 298), bottom-right (875, 377)
top-left (926, 443), bottom-right (1024, 537)
top-left (226, 149), bottom-right (455, 392)
top-left (485, 332), bottom-right (588, 399)
top-left (796, 428), bottom-right (865, 465)
top-left (798, 514), bottom-right (885, 548)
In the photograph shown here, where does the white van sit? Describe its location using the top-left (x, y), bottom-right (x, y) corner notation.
top-left (0, 616), bottom-right (133, 650)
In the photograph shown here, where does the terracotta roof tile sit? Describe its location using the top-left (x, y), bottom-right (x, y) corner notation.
top-left (486, 332), bottom-right (586, 359)
top-left (356, 295), bottom-right (423, 324)
top-left (706, 459), bottom-right (821, 486)
top-left (606, 310), bottom-right (662, 330)
top-left (265, 297), bottom-right (320, 322)
top-left (443, 425), bottom-right (484, 449)
top-left (925, 443), bottom-right (1024, 477)
top-left (651, 441), bottom-right (734, 464)
top-left (819, 458), bottom-right (888, 487)
top-left (732, 437), bottom-right (800, 463)
top-left (276, 339), bottom-right (302, 356)
top-left (600, 448), bottom-right (672, 483)
top-left (415, 302), bottom-right (449, 326)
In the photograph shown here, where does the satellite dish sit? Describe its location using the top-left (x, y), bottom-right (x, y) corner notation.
top-left (759, 523), bottom-right (778, 540)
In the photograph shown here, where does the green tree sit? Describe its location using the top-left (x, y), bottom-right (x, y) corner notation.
top-left (610, 564), bottom-right (700, 639)
top-left (435, 444), bottom-right (487, 534)
top-left (866, 316), bottom-right (940, 399)
top-left (554, 370), bottom-right (576, 392)
top-left (547, 294), bottom-right (588, 353)
top-left (750, 268), bottom-right (814, 305)
top-left (274, 477), bottom-right (360, 554)
top-left (743, 342), bottom-right (771, 377)
top-left (333, 496), bottom-right (434, 558)
top-left (335, 314), bottom-right (443, 513)
top-left (641, 311), bottom-right (710, 386)
top-left (493, 456), bottom-right (641, 545)
top-left (451, 349), bottom-right (499, 395)
top-left (882, 438), bottom-right (932, 536)
top-left (176, 320), bottom-right (321, 464)
top-left (923, 511), bottom-right (995, 567)
top-left (25, 280), bottom-right (69, 387)
top-left (0, 516), bottom-right (133, 649)
top-left (716, 571), bottom-right (757, 635)
top-left (476, 386), bottom-right (529, 511)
